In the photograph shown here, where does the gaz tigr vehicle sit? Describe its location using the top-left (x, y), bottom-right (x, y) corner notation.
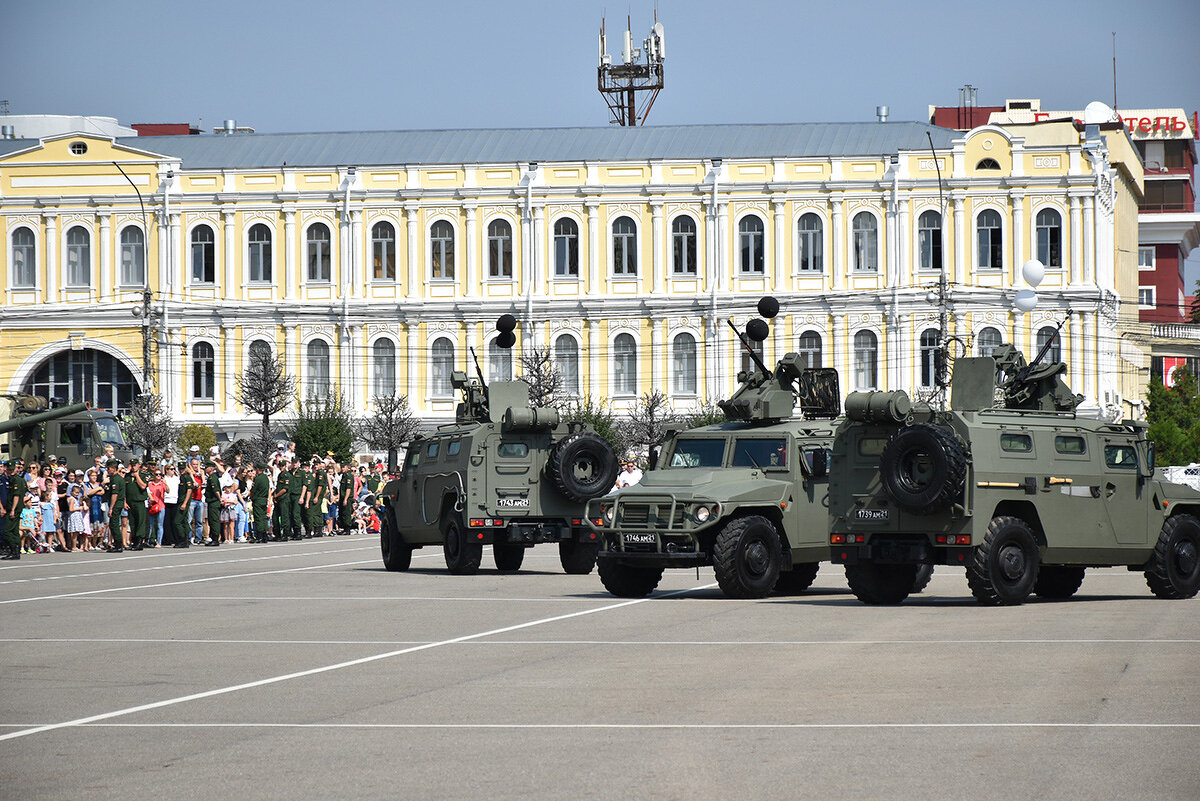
top-left (1, 394), bottom-right (132, 472)
top-left (828, 338), bottom-right (1200, 605)
top-left (379, 364), bottom-right (619, 576)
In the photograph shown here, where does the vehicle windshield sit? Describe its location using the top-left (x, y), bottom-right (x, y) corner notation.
top-left (667, 438), bottom-right (727, 468)
top-left (94, 417), bottom-right (127, 446)
top-left (732, 437), bottom-right (788, 468)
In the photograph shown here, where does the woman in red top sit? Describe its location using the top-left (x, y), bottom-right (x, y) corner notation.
top-left (148, 470), bottom-right (167, 547)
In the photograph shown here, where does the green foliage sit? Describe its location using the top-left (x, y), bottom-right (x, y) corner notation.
top-left (177, 423), bottom-right (217, 455)
top-left (562, 396), bottom-right (624, 457)
top-left (1145, 366), bottom-right (1200, 466)
top-left (680, 399), bottom-right (727, 430)
top-left (286, 392), bottom-right (356, 463)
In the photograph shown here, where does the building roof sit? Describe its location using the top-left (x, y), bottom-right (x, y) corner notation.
top-left (1, 122), bottom-right (959, 170)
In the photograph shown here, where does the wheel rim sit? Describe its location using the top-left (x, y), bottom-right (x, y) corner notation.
top-left (898, 448), bottom-right (934, 492)
top-left (1175, 538), bottom-right (1198, 577)
top-left (998, 543), bottom-right (1027, 582)
top-left (743, 538), bottom-right (771, 577)
top-left (572, 456), bottom-right (597, 483)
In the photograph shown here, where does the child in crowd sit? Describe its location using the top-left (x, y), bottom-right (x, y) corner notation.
top-left (66, 484), bottom-right (87, 550)
top-left (19, 492), bottom-right (40, 554)
top-left (38, 490), bottom-right (60, 553)
top-left (220, 482), bottom-right (239, 543)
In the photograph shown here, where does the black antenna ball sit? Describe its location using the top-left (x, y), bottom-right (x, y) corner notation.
top-left (745, 318), bottom-right (770, 342)
top-left (496, 330), bottom-right (517, 350)
top-left (495, 313), bottom-right (517, 333)
top-left (757, 296), bottom-right (779, 319)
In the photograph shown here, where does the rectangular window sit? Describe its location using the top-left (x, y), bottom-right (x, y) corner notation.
top-left (1000, 433), bottom-right (1032, 453)
top-left (447, 440), bottom-right (462, 456)
top-left (1104, 444), bottom-right (1137, 469)
top-left (1138, 247), bottom-right (1155, 270)
top-left (498, 442), bottom-right (529, 458)
top-left (857, 437), bottom-right (886, 457)
top-left (731, 437), bottom-right (788, 469)
top-left (1138, 287), bottom-right (1156, 308)
top-left (667, 438), bottom-right (727, 468)
top-left (426, 442), bottom-right (440, 458)
top-left (1054, 435), bottom-right (1086, 455)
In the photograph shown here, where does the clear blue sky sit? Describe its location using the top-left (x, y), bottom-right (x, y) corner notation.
top-left (4, 0), bottom-right (1199, 283)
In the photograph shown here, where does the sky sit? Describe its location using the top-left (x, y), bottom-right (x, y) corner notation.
top-left (4, 0), bottom-right (1199, 282)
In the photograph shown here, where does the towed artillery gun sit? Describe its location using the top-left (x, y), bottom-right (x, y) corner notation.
top-left (0, 394), bottom-right (131, 472)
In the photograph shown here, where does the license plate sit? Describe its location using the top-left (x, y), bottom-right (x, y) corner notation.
top-left (497, 497), bottom-right (530, 508)
top-left (853, 508), bottom-right (889, 522)
top-left (623, 533), bottom-right (656, 544)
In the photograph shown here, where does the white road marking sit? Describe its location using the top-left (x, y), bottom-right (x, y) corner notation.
top-left (2, 637), bottom-right (1197, 646)
top-left (2, 722), bottom-right (1196, 730)
top-left (0, 582), bottom-right (718, 742)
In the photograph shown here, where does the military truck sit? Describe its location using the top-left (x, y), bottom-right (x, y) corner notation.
top-left (827, 327), bottom-right (1200, 605)
top-left (0, 394), bottom-right (132, 472)
top-left (378, 316), bottom-right (619, 575)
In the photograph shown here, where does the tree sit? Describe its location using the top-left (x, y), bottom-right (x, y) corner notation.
top-left (286, 391), bottom-right (356, 463)
top-left (562, 396), bottom-right (624, 458)
top-left (680, 399), bottom-right (726, 430)
top-left (177, 423), bottom-right (216, 457)
top-left (1145, 366), bottom-right (1200, 466)
top-left (357, 393), bottom-right (421, 471)
top-left (517, 346), bottom-right (564, 408)
top-left (617, 390), bottom-right (680, 464)
top-left (120, 393), bottom-right (180, 462)
top-left (234, 349), bottom-right (296, 450)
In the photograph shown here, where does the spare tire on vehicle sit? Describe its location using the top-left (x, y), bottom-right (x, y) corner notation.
top-left (548, 431), bottom-right (619, 502)
top-left (879, 423), bottom-right (967, 515)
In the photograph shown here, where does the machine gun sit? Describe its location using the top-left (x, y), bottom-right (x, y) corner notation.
top-left (992, 312), bottom-right (1083, 412)
top-left (451, 347), bottom-right (492, 424)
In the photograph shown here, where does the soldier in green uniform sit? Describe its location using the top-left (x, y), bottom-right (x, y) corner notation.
top-left (338, 462), bottom-right (355, 534)
top-left (250, 463), bottom-right (271, 543)
top-left (125, 457), bottom-right (150, 551)
top-left (288, 459), bottom-right (306, 540)
top-left (307, 462), bottom-right (326, 537)
top-left (272, 461), bottom-right (292, 541)
top-left (204, 462), bottom-right (222, 546)
top-left (174, 461), bottom-right (196, 547)
top-left (105, 461), bottom-right (126, 553)
top-left (3, 460), bottom-right (27, 560)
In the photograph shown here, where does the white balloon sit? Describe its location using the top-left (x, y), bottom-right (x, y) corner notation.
top-left (1021, 259), bottom-right (1045, 288)
top-left (1014, 288), bottom-right (1038, 312)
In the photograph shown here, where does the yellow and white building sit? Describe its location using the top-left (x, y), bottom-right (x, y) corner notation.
top-left (0, 119), bottom-right (1144, 435)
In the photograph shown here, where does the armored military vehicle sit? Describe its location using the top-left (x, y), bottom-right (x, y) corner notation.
top-left (828, 320), bottom-right (1200, 605)
top-left (378, 315), bottom-right (619, 575)
top-left (0, 394), bottom-right (132, 472)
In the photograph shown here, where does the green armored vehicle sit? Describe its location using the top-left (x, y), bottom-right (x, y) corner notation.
top-left (379, 318), bottom-right (619, 575)
top-left (1, 394), bottom-right (132, 472)
top-left (828, 328), bottom-right (1200, 605)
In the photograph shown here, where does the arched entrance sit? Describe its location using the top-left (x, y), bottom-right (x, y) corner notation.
top-left (22, 348), bottom-right (140, 414)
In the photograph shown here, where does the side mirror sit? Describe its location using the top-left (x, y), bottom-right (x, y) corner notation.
top-left (1140, 443), bottom-right (1156, 478)
top-left (648, 448), bottom-right (659, 471)
top-left (801, 448), bottom-right (828, 479)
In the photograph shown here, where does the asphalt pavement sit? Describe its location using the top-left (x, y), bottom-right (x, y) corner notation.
top-left (1, 534), bottom-right (1197, 800)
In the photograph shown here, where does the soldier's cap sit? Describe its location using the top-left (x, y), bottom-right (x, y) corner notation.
top-left (47, 455), bottom-right (58, 463)
top-left (108, 460), bottom-right (123, 469)
top-left (3, 460), bottom-right (14, 468)
top-left (204, 461), bottom-right (216, 468)
top-left (129, 457), bottom-right (140, 465)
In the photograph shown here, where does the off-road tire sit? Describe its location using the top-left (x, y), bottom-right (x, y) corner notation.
top-left (493, 541), bottom-right (526, 572)
top-left (1145, 514), bottom-right (1200, 600)
top-left (879, 423), bottom-right (968, 515)
top-left (845, 563), bottom-right (917, 605)
top-left (442, 515), bottom-right (482, 575)
top-left (559, 540), bottom-right (600, 575)
top-left (712, 515), bottom-right (783, 599)
top-left (548, 432), bottom-right (619, 503)
top-left (911, 563), bottom-right (934, 594)
top-left (773, 562), bottom-right (820, 595)
top-left (1035, 566), bottom-right (1086, 599)
top-left (380, 510), bottom-right (412, 572)
top-left (597, 556), bottom-right (663, 597)
top-left (967, 516), bottom-right (1039, 605)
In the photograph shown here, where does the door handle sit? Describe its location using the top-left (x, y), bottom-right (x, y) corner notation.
top-left (1105, 482), bottom-right (1116, 498)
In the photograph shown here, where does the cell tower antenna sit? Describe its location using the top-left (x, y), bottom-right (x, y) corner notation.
top-left (597, 12), bottom-right (665, 126)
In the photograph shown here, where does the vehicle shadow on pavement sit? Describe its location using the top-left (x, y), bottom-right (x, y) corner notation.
top-left (356, 566), bottom-right (565, 577)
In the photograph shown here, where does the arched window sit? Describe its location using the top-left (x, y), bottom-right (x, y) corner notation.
top-left (853, 330), bottom-right (878, 391)
top-left (918, 210), bottom-right (942, 272)
top-left (248, 339), bottom-right (272, 369)
top-left (191, 224), bottom-right (215, 284)
top-left (555, 334), bottom-right (580, 394)
top-left (671, 215), bottom-right (697, 276)
top-left (741, 338), bottom-right (765, 376)
top-left (1037, 326), bottom-right (1061, 364)
top-left (373, 338), bottom-right (396, 397)
top-left (119, 227), bottom-right (145, 286)
top-left (553, 218), bottom-right (579, 277)
top-left (977, 327), bottom-right (1002, 358)
top-left (11, 227), bottom-right (36, 288)
top-left (976, 158), bottom-right (1001, 170)
top-left (430, 338), bottom-right (455, 397)
top-left (612, 216), bottom-right (637, 276)
top-left (430, 220), bottom-right (455, 280)
top-left (919, 328), bottom-right (941, 388)
top-left (797, 213), bottom-right (822, 273)
top-left (371, 221), bottom-right (396, 281)
top-left (306, 223), bottom-right (331, 282)
top-left (25, 347), bottom-right (138, 414)
top-left (248, 224), bottom-right (272, 282)
top-left (672, 332), bottom-right (697, 394)
top-left (797, 330), bottom-right (822, 369)
top-left (488, 338), bottom-right (513, 382)
top-left (976, 209), bottom-right (1002, 269)
top-left (738, 214), bottom-right (765, 274)
top-left (65, 226), bottom-right (91, 287)
top-left (613, 333), bottom-right (637, 394)
top-left (1036, 208), bottom-right (1062, 268)
top-left (487, 219), bottom-right (513, 279)
top-left (306, 340), bottom-right (331, 398)
top-left (192, 342), bottom-right (215, 401)
top-left (852, 212), bottom-right (878, 272)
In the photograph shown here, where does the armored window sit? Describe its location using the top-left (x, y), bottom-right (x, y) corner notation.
top-left (919, 328), bottom-right (941, 388)
top-left (487, 219), bottom-right (513, 279)
top-left (797, 330), bottom-right (822, 369)
top-left (373, 338), bottom-right (396, 397)
top-left (613, 333), bottom-right (637, 394)
top-left (732, 437), bottom-right (788, 469)
top-left (672, 333), bottom-right (697, 394)
top-left (976, 209), bottom-right (1002, 269)
top-left (498, 443), bottom-right (529, 458)
top-left (671, 215), bottom-right (697, 275)
top-left (553, 217), bottom-right (579, 277)
top-left (1000, 433), bottom-right (1033, 453)
top-left (488, 338), bottom-right (512, 382)
top-left (977, 327), bottom-right (1002, 358)
top-left (191, 342), bottom-right (215, 401)
top-left (741, 338), bottom-right (764, 377)
top-left (306, 223), bottom-right (332, 282)
top-left (738, 214), bottom-right (765, 275)
top-left (427, 442), bottom-right (439, 458)
top-left (918, 210), bottom-right (943, 272)
top-left (976, 158), bottom-right (1001, 170)
top-left (447, 440), bottom-right (462, 456)
top-left (430, 338), bottom-right (454, 397)
top-left (1035, 208), bottom-right (1062, 268)
top-left (191, 224), bottom-right (216, 284)
top-left (248, 224), bottom-right (272, 282)
top-left (797, 213), bottom-right (823, 272)
top-left (1054, 435), bottom-right (1086, 455)
top-left (306, 340), bottom-right (331, 399)
top-left (11, 226), bottom-right (36, 288)
top-left (554, 334), bottom-right (580, 394)
top-left (1104, 444), bottom-right (1137, 469)
top-left (430, 220), bottom-right (455, 280)
top-left (612, 216), bottom-right (637, 276)
top-left (857, 437), bottom-right (886, 457)
top-left (1036, 326), bottom-right (1061, 364)
top-left (371, 221), bottom-right (396, 281)
top-left (853, 330), bottom-right (878, 391)
top-left (852, 212), bottom-right (878, 272)
top-left (668, 438), bottom-right (726, 468)
top-left (65, 226), bottom-right (91, 287)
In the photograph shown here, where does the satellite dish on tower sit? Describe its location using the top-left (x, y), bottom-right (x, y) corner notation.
top-left (1083, 101), bottom-right (1118, 125)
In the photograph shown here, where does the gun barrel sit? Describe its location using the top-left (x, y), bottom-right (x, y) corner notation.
top-left (727, 320), bottom-right (771, 376)
top-left (0, 400), bottom-right (91, 434)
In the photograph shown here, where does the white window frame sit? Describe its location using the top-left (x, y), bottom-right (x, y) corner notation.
top-left (370, 219), bottom-right (397, 283)
top-left (246, 222), bottom-right (274, 284)
top-left (671, 331), bottom-right (698, 395)
top-left (1034, 206), bottom-right (1063, 269)
top-left (795, 212), bottom-right (824, 274)
top-left (610, 215), bottom-right (639, 278)
top-left (852, 329), bottom-right (879, 391)
top-left (428, 218), bottom-right (457, 282)
top-left (1138, 246), bottom-right (1155, 271)
top-left (553, 333), bottom-right (581, 394)
top-left (975, 208), bottom-right (1004, 270)
top-left (429, 336), bottom-right (456, 398)
top-left (670, 213), bottom-right (699, 277)
top-left (611, 331), bottom-right (639, 395)
top-left (188, 222), bottom-right (218, 285)
top-left (117, 224), bottom-right (147, 288)
top-left (797, 330), bottom-right (822, 369)
top-left (916, 209), bottom-right (943, 273)
top-left (485, 216), bottom-right (515, 281)
top-left (736, 212), bottom-right (766, 276)
top-left (851, 211), bottom-right (879, 273)
top-left (371, 336), bottom-right (397, 397)
top-left (1137, 286), bottom-right (1157, 309)
top-left (190, 340), bottom-right (217, 401)
top-left (63, 224), bottom-right (92, 289)
top-left (305, 221), bottom-right (333, 284)
top-left (304, 338), bottom-right (333, 399)
top-left (10, 225), bottom-right (38, 289)
top-left (552, 216), bottom-right (581, 279)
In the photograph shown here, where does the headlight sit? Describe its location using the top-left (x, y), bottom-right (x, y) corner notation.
top-left (602, 505), bottom-right (614, 523)
top-left (693, 505), bottom-right (711, 523)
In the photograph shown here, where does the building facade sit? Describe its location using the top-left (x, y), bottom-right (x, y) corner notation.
top-left (0, 120), bottom-right (1143, 437)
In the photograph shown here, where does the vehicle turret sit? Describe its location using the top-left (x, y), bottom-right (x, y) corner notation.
top-left (0, 397), bottom-right (91, 435)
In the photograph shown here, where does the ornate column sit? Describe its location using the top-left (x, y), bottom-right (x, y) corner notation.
top-left (406, 324), bottom-right (420, 410)
top-left (165, 327), bottom-right (182, 417)
top-left (588, 319), bottom-right (600, 398)
top-left (586, 201), bottom-right (600, 295)
top-left (772, 198), bottom-right (786, 292)
top-left (1010, 191), bottom-right (1025, 281)
top-left (829, 313), bottom-right (844, 390)
top-left (650, 201), bottom-right (664, 295)
top-left (286, 324), bottom-right (300, 411)
top-left (463, 203), bottom-right (477, 297)
top-left (650, 317), bottom-right (662, 392)
top-left (283, 210), bottom-right (296, 297)
top-left (715, 202), bottom-right (728, 292)
top-left (97, 213), bottom-right (111, 300)
top-left (223, 211), bottom-right (237, 300)
top-left (1082, 312), bottom-right (1096, 406)
top-left (533, 203), bottom-right (546, 298)
top-left (405, 204), bottom-right (420, 296)
top-left (349, 209), bottom-right (362, 298)
top-left (222, 325), bottom-right (236, 414)
top-left (44, 212), bottom-right (59, 301)
top-left (829, 195), bottom-right (843, 291)
top-left (168, 212), bottom-right (180, 298)
top-left (951, 193), bottom-right (966, 286)
top-left (1076, 195), bottom-right (1089, 285)
top-left (896, 199), bottom-right (909, 288)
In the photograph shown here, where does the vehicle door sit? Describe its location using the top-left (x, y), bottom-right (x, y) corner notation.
top-left (1099, 437), bottom-right (1150, 546)
top-left (56, 421), bottom-right (95, 471)
top-left (393, 442), bottom-right (426, 533)
top-left (794, 436), bottom-right (833, 550)
top-left (486, 432), bottom-right (534, 516)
